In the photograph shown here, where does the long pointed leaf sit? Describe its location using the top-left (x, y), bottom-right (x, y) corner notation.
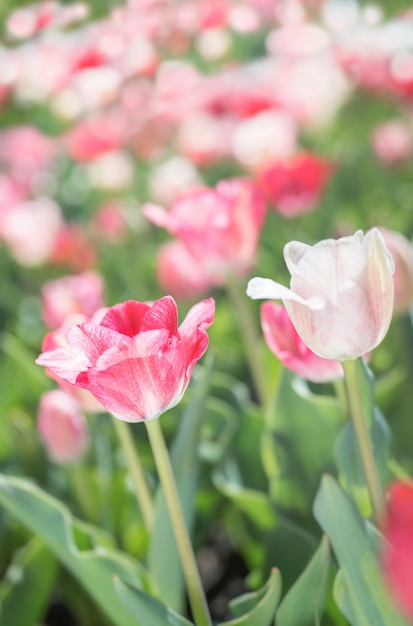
top-left (114, 576), bottom-right (194, 626)
top-left (0, 474), bottom-right (150, 626)
top-left (0, 537), bottom-right (58, 625)
top-left (220, 568), bottom-right (282, 626)
top-left (276, 535), bottom-right (330, 626)
top-left (313, 474), bottom-right (408, 626)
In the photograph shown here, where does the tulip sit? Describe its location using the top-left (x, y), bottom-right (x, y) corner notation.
top-left (41, 271), bottom-right (105, 329)
top-left (36, 296), bottom-right (215, 422)
top-left (247, 229), bottom-right (394, 360)
top-left (143, 178), bottom-right (266, 282)
top-left (260, 302), bottom-right (343, 382)
top-left (256, 152), bottom-right (333, 217)
top-left (381, 481), bottom-right (413, 620)
top-left (157, 240), bottom-right (210, 300)
top-left (37, 389), bottom-right (89, 464)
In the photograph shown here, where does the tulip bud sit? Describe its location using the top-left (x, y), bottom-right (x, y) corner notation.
top-left (37, 389), bottom-right (89, 464)
top-left (247, 229), bottom-right (394, 360)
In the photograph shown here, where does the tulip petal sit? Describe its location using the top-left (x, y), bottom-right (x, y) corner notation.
top-left (140, 296), bottom-right (178, 334)
top-left (283, 241), bottom-right (311, 274)
top-left (247, 277), bottom-right (325, 309)
top-left (36, 347), bottom-right (90, 384)
top-left (101, 300), bottom-right (150, 337)
top-left (179, 298), bottom-right (215, 379)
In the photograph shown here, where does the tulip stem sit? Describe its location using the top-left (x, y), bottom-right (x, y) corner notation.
top-left (145, 418), bottom-right (212, 626)
top-left (226, 276), bottom-right (271, 406)
top-left (341, 359), bottom-right (386, 526)
top-left (112, 417), bottom-right (154, 532)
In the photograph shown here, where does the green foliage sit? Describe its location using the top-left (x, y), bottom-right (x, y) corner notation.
top-left (0, 474), bottom-right (152, 626)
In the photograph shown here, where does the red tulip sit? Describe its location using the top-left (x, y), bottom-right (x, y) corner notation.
top-left (36, 297), bottom-right (215, 422)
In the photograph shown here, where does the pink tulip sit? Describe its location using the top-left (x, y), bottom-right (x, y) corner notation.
top-left (381, 481), bottom-right (413, 620)
top-left (36, 296), bottom-right (215, 422)
top-left (260, 302), bottom-right (343, 382)
top-left (41, 271), bottom-right (105, 329)
top-left (143, 179), bottom-right (266, 282)
top-left (157, 240), bottom-right (211, 300)
top-left (378, 228), bottom-right (413, 315)
top-left (247, 229), bottom-right (394, 360)
top-left (37, 389), bottom-right (89, 464)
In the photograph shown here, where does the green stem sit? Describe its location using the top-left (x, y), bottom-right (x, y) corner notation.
top-left (112, 417), bottom-right (154, 532)
top-left (226, 275), bottom-right (271, 406)
top-left (145, 419), bottom-right (212, 626)
top-left (341, 359), bottom-right (386, 525)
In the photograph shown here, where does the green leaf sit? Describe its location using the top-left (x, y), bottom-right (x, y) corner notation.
top-left (114, 576), bottom-right (194, 626)
top-left (267, 372), bottom-right (343, 512)
top-left (0, 537), bottom-right (58, 625)
top-left (276, 535), bottom-right (330, 626)
top-left (220, 567), bottom-right (282, 626)
top-left (148, 356), bottom-right (214, 611)
top-left (0, 474), bottom-right (151, 626)
top-left (212, 460), bottom-right (276, 530)
top-left (313, 474), bottom-right (408, 626)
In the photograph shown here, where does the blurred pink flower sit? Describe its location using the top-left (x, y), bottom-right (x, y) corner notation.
top-left (143, 178), bottom-right (266, 283)
top-left (247, 229), bottom-right (394, 360)
top-left (381, 481), bottom-right (413, 621)
top-left (378, 228), bottom-right (413, 315)
top-left (92, 201), bottom-right (129, 242)
top-left (41, 271), bottom-right (105, 329)
top-left (256, 152), bottom-right (333, 217)
top-left (371, 120), bottom-right (413, 166)
top-left (37, 389), bottom-right (89, 464)
top-left (0, 198), bottom-right (64, 266)
top-left (50, 223), bottom-right (97, 271)
top-left (0, 126), bottom-right (56, 182)
top-left (64, 115), bottom-right (126, 162)
top-left (260, 302), bottom-right (343, 382)
top-left (231, 110), bottom-right (297, 170)
top-left (157, 240), bottom-right (210, 300)
top-left (36, 297), bottom-right (215, 422)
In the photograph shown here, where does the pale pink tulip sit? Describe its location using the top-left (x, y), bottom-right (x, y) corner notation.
top-left (143, 178), bottom-right (266, 283)
top-left (37, 389), bottom-right (89, 464)
top-left (261, 302), bottom-right (343, 382)
top-left (36, 297), bottom-right (215, 422)
top-left (41, 271), bottom-right (105, 329)
top-left (247, 229), bottom-right (394, 360)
